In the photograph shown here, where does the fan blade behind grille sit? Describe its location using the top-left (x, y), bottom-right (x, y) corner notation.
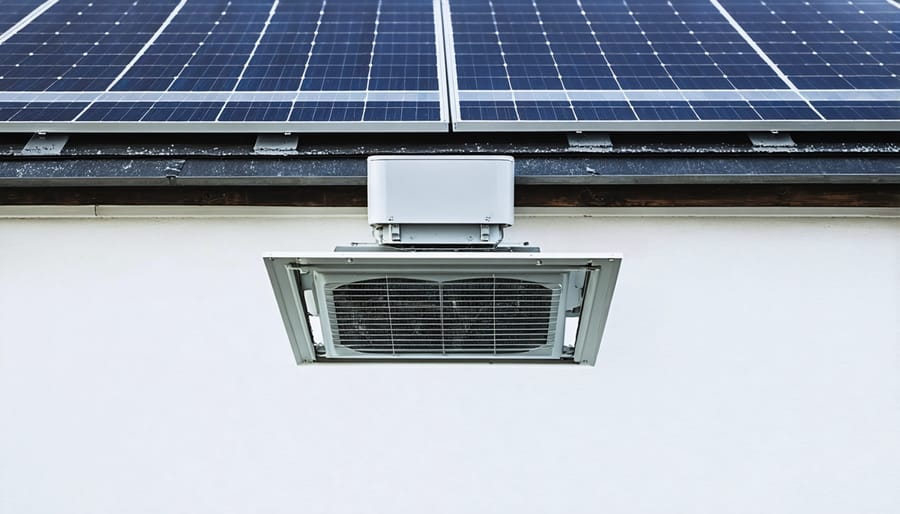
top-left (328, 277), bottom-right (559, 356)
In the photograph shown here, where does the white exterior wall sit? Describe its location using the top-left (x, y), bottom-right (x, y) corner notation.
top-left (1, 209), bottom-right (898, 514)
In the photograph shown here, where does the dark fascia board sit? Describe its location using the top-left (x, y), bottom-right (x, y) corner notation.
top-left (1, 154), bottom-right (899, 187)
top-left (1, 131), bottom-right (899, 186)
top-left (3, 183), bottom-right (900, 208)
top-left (2, 131), bottom-right (899, 206)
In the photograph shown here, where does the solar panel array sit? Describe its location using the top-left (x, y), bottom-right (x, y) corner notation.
top-left (0, 0), bottom-right (448, 130)
top-left (445, 0), bottom-right (899, 130)
top-left (0, 0), bottom-right (896, 132)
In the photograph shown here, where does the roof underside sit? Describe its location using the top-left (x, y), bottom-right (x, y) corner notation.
top-left (2, 131), bottom-right (898, 185)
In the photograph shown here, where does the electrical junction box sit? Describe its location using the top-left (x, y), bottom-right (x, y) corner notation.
top-left (367, 155), bottom-right (514, 246)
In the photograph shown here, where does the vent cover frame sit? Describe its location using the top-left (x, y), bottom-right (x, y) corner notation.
top-left (264, 252), bottom-right (621, 365)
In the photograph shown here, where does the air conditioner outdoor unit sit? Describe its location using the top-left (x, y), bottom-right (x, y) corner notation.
top-left (264, 156), bottom-right (621, 365)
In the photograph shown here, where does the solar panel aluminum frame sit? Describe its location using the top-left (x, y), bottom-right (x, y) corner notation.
top-left (0, 119), bottom-right (453, 134)
top-left (264, 252), bottom-right (622, 365)
top-left (446, 117), bottom-right (900, 133)
top-left (439, 1), bottom-right (900, 133)
top-left (0, 0), bottom-right (451, 133)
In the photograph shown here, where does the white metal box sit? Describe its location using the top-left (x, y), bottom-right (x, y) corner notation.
top-left (367, 155), bottom-right (515, 226)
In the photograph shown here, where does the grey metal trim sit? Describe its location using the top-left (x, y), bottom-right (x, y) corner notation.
top-left (572, 259), bottom-right (621, 366)
top-left (432, 0), bottom-right (451, 124)
top-left (452, 119), bottom-right (900, 132)
top-left (0, 120), bottom-right (448, 133)
top-left (263, 256), bottom-right (318, 364)
top-left (276, 251), bottom-right (623, 268)
top-left (2, 118), bottom-right (895, 133)
top-left (440, 0), bottom-right (464, 135)
top-left (312, 356), bottom-right (578, 364)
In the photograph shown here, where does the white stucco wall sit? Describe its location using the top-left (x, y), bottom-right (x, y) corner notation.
top-left (1, 209), bottom-right (898, 514)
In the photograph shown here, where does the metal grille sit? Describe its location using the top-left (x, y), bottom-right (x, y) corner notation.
top-left (326, 277), bottom-right (561, 356)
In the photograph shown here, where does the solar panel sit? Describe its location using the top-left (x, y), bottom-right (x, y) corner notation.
top-left (719, 0), bottom-right (900, 121)
top-left (444, 0), bottom-right (899, 131)
top-left (0, 1), bottom-right (48, 35)
top-left (0, 0), bottom-right (448, 131)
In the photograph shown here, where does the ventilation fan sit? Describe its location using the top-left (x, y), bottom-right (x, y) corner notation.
top-left (265, 156), bottom-right (621, 365)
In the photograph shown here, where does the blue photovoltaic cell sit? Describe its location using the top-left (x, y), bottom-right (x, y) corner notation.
top-left (749, 101), bottom-right (822, 120)
top-left (103, 0), bottom-right (442, 122)
top-left (0, 0), bottom-right (182, 91)
top-left (188, 100), bottom-right (449, 122)
top-left (75, 102), bottom-right (158, 122)
top-left (813, 101), bottom-right (900, 120)
top-left (114, 0), bottom-right (439, 93)
top-left (0, 0), bottom-right (444, 125)
top-left (630, 102), bottom-right (700, 120)
top-left (448, 0), bottom-right (899, 125)
top-left (77, 102), bottom-right (223, 122)
top-left (515, 101), bottom-right (575, 121)
top-left (0, 1), bottom-right (44, 34)
top-left (218, 102), bottom-right (293, 122)
top-left (136, 102), bottom-right (222, 122)
top-left (232, 3), bottom-right (320, 92)
top-left (299, 0), bottom-right (439, 91)
top-left (458, 100), bottom-right (518, 120)
top-left (692, 101), bottom-right (764, 120)
top-left (362, 101), bottom-right (442, 121)
top-left (571, 101), bottom-right (637, 121)
top-left (113, 0), bottom-right (272, 91)
top-left (289, 101), bottom-right (364, 122)
top-left (77, 99), bottom-right (444, 123)
top-left (720, 0), bottom-right (900, 89)
top-left (0, 101), bottom-right (88, 121)
top-left (450, 0), bottom-right (787, 90)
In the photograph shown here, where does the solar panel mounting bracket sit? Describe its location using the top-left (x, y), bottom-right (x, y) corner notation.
top-left (567, 133), bottom-right (613, 148)
top-left (19, 133), bottom-right (69, 156)
top-left (254, 134), bottom-right (299, 155)
top-left (748, 132), bottom-right (796, 148)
